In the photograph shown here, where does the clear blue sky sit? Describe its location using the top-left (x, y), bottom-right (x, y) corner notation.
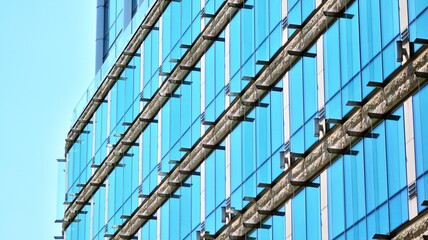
top-left (0, 1), bottom-right (95, 239)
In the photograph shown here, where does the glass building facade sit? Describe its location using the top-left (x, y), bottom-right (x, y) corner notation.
top-left (56, 0), bottom-right (428, 239)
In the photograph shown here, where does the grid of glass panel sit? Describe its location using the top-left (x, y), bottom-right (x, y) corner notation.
top-left (327, 106), bottom-right (408, 239)
top-left (104, 0), bottom-right (124, 59)
top-left (61, 0), bottom-right (428, 239)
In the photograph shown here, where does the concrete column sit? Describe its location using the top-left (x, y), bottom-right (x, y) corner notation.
top-left (399, 0), bottom-right (411, 63)
top-left (157, 14), bottom-right (163, 240)
top-left (157, 13), bottom-right (163, 183)
top-left (156, 207), bottom-right (161, 240)
top-left (225, 23), bottom-right (231, 201)
top-left (200, 0), bottom-right (206, 138)
top-left (320, 170), bottom-right (329, 240)
top-left (200, 0), bottom-right (206, 229)
top-left (105, 91), bottom-right (112, 236)
top-left (400, 0), bottom-right (417, 221)
top-left (404, 97), bottom-right (418, 220)
top-left (285, 199), bottom-right (292, 240)
top-left (317, 36), bottom-right (325, 138)
top-left (139, 43), bottom-right (145, 209)
top-left (283, 72), bottom-right (291, 167)
top-left (282, 0), bottom-right (288, 43)
top-left (90, 114), bottom-right (96, 240)
top-left (96, 0), bottom-right (105, 72)
top-left (282, 0), bottom-right (291, 167)
top-left (138, 43), bottom-right (144, 240)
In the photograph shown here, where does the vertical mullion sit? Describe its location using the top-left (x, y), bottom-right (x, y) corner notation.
top-left (199, 0), bottom-right (206, 232)
top-left (156, 11), bottom-right (163, 240)
top-left (404, 97), bottom-right (418, 220)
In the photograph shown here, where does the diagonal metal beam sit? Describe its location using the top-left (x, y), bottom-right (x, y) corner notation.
top-left (358, 202), bottom-right (428, 240)
top-left (110, 0), bottom-right (370, 238)
top-left (390, 209), bottom-right (428, 240)
top-left (62, 0), bottom-right (246, 233)
top-left (64, 0), bottom-right (170, 153)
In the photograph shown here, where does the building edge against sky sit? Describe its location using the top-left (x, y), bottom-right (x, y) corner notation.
top-left (56, 0), bottom-right (428, 239)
